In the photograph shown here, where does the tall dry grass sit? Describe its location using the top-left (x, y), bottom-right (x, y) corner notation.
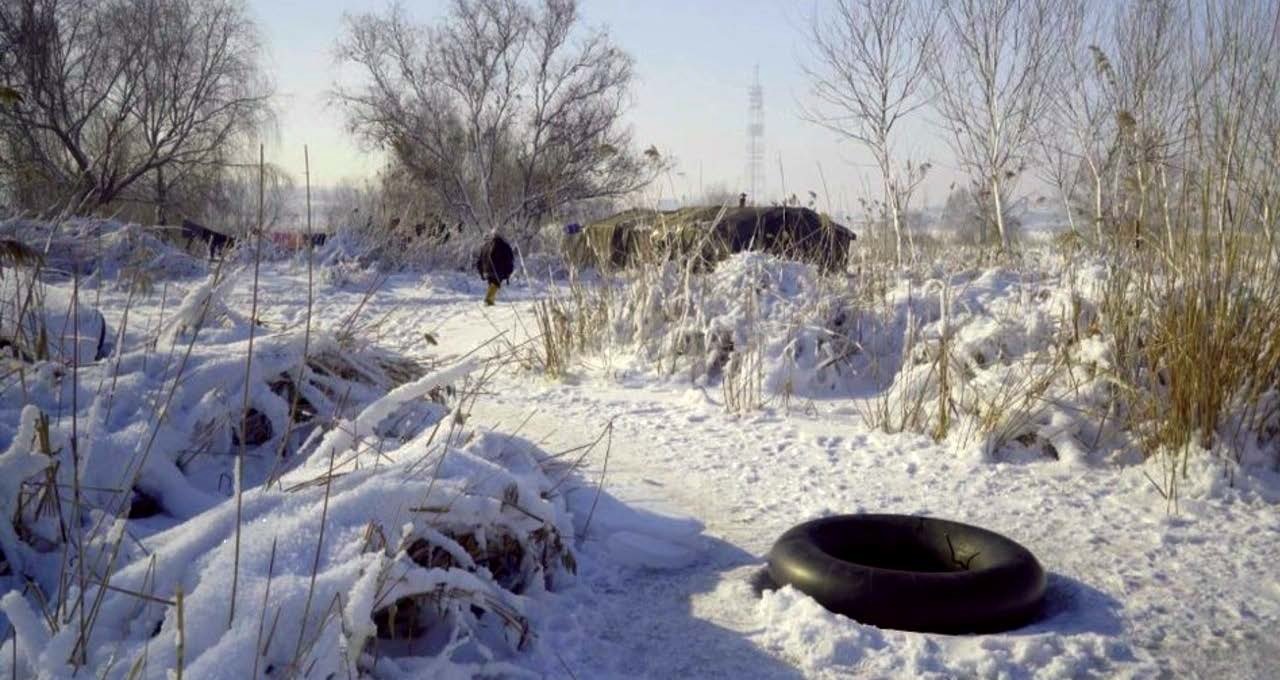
top-left (1096, 219), bottom-right (1280, 504)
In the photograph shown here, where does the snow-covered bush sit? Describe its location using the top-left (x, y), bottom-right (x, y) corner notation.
top-left (0, 249), bottom-right (623, 676)
top-left (9, 269), bottom-right (430, 519)
top-left (534, 228), bottom-right (1277, 495)
top-left (0, 264), bottom-right (437, 660)
top-left (1, 217), bottom-right (204, 281)
top-left (321, 255), bottom-right (386, 290)
top-left (0, 274), bottom-right (109, 365)
top-left (860, 242), bottom-right (1280, 499)
top-left (0, 356), bottom-right (583, 678)
top-left (532, 252), bottom-right (866, 407)
top-left (0, 231), bottom-right (711, 676)
top-left (867, 263), bottom-right (1110, 461)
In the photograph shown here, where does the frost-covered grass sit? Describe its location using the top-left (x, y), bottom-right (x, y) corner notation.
top-left (1, 211), bottom-right (1278, 678)
top-left (529, 229), bottom-right (1280, 500)
top-left (1089, 230), bottom-right (1280, 505)
top-left (529, 252), bottom-right (869, 411)
top-left (0, 222), bottom-right (653, 678)
top-left (0, 352), bottom-right (585, 678)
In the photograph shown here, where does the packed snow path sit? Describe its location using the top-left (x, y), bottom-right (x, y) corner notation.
top-left (210, 269), bottom-right (1279, 679)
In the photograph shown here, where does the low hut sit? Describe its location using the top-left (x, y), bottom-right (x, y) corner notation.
top-left (564, 206), bottom-right (855, 273)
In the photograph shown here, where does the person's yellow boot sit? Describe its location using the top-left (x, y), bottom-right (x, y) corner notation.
top-left (484, 282), bottom-right (499, 306)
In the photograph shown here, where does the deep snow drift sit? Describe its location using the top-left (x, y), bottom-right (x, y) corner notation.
top-left (1, 229), bottom-right (1277, 678)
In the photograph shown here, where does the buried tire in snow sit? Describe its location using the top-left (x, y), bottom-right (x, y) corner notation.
top-left (767, 514), bottom-right (1046, 634)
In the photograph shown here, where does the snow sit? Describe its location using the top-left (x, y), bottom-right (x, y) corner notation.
top-left (0, 275), bottom-right (109, 365)
top-left (0, 407), bottom-right (50, 578)
top-left (449, 376), bottom-right (1276, 678)
top-left (1, 237), bottom-right (1277, 678)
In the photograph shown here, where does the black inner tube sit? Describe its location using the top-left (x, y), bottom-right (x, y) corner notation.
top-left (817, 537), bottom-right (959, 573)
top-left (768, 514), bottom-right (1046, 634)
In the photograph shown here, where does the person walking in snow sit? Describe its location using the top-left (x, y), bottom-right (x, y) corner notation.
top-left (475, 232), bottom-right (515, 306)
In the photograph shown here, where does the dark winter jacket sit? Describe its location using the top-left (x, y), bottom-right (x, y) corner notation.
top-left (475, 234), bottom-right (515, 286)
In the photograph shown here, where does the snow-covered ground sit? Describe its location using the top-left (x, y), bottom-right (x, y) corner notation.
top-left (2, 243), bottom-right (1278, 678)
top-left (229, 264), bottom-right (1280, 677)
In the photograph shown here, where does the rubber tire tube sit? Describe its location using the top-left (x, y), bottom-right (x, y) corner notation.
top-left (767, 514), bottom-right (1046, 634)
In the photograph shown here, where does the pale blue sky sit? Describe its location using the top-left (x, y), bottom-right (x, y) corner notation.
top-left (252, 0), bottom-right (960, 214)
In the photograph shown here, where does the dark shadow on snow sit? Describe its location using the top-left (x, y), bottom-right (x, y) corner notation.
top-left (570, 532), bottom-right (805, 680)
top-left (490, 431), bottom-right (804, 679)
top-left (1011, 572), bottom-right (1125, 638)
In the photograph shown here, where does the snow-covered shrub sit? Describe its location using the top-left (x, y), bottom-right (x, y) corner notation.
top-left (0, 406), bottom-right (52, 581)
top-left (0, 357), bottom-right (582, 679)
top-left (867, 264), bottom-right (1109, 461)
top-left (322, 255), bottom-right (385, 290)
top-left (1, 217), bottom-right (204, 281)
top-left (860, 240), bottom-right (1280, 500)
top-left (0, 250), bottom-right (615, 676)
top-left (658, 253), bottom-right (861, 398)
top-left (0, 265), bottom-right (436, 626)
top-left (535, 252), bottom-right (866, 405)
top-left (1088, 234), bottom-right (1280, 499)
top-left (0, 274), bottom-right (109, 365)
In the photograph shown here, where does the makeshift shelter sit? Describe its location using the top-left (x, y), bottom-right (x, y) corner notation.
top-left (564, 206), bottom-right (855, 273)
top-left (702, 207), bottom-right (855, 272)
top-left (561, 208), bottom-right (659, 270)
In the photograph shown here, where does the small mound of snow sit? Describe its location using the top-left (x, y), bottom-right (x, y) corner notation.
top-left (3, 218), bottom-right (204, 280)
top-left (605, 252), bottom-right (862, 397)
top-left (322, 257), bottom-right (384, 289)
top-left (562, 483), bottom-right (705, 570)
top-left (604, 530), bottom-right (699, 570)
top-left (756, 585), bottom-right (887, 672)
top-left (0, 266), bottom-right (433, 578)
top-left (0, 275), bottom-right (109, 364)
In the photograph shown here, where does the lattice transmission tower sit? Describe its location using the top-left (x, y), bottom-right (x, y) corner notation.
top-left (746, 65), bottom-right (765, 205)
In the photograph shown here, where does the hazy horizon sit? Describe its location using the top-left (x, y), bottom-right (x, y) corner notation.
top-left (255, 1), bottom-right (989, 217)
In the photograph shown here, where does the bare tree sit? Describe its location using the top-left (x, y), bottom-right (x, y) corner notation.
top-left (801, 0), bottom-right (935, 266)
top-left (334, 0), bottom-right (658, 239)
top-left (1107, 0), bottom-right (1187, 249)
top-left (132, 0), bottom-right (275, 225)
top-left (1033, 0), bottom-right (1111, 241)
top-left (0, 0), bottom-right (272, 214)
top-left (206, 162), bottom-right (293, 236)
top-left (1033, 131), bottom-right (1085, 238)
top-left (929, 0), bottom-right (1065, 250)
top-left (1185, 0), bottom-right (1280, 241)
top-left (1231, 2), bottom-right (1280, 244)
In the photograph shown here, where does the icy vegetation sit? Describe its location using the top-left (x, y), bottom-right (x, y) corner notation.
top-left (0, 217), bottom-right (1276, 679)
top-left (2, 413), bottom-right (582, 678)
top-left (1, 218), bottom-right (205, 282)
top-left (539, 246), bottom-right (1278, 501)
top-left (609, 252), bottom-right (863, 396)
top-left (0, 220), bottom-right (718, 678)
